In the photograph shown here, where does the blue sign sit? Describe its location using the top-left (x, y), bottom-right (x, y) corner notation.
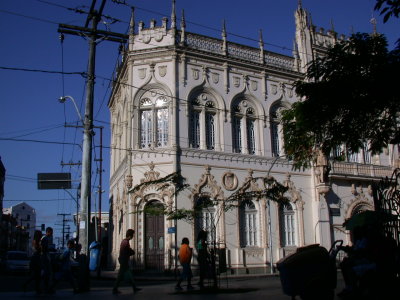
top-left (167, 227), bottom-right (176, 234)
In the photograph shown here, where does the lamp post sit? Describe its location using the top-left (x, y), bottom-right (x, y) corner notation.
top-left (58, 96), bottom-right (84, 125)
top-left (58, 94), bottom-right (91, 254)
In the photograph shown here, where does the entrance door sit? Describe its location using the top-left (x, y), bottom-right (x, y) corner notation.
top-left (144, 201), bottom-right (165, 271)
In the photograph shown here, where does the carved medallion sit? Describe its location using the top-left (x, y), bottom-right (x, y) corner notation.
top-left (211, 73), bottom-right (219, 84)
top-left (138, 68), bottom-right (147, 80)
top-left (233, 76), bottom-right (240, 88)
top-left (271, 84), bottom-right (277, 95)
top-left (192, 68), bottom-right (200, 80)
top-left (251, 80), bottom-right (258, 91)
top-left (158, 66), bottom-right (167, 77)
top-left (222, 172), bottom-right (238, 191)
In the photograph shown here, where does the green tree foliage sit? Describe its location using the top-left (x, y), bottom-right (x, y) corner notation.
top-left (375, 0), bottom-right (400, 23)
top-left (281, 33), bottom-right (400, 170)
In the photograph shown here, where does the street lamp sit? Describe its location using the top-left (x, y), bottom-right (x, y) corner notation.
top-left (58, 96), bottom-right (84, 125)
top-left (59, 94), bottom-right (92, 255)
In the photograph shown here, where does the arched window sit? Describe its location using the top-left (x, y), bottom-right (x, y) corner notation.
top-left (270, 104), bottom-right (283, 157)
top-left (139, 89), bottom-right (169, 149)
top-left (279, 203), bottom-right (296, 247)
top-left (195, 196), bottom-right (216, 244)
top-left (189, 93), bottom-right (218, 150)
top-left (239, 200), bottom-right (258, 247)
top-left (232, 100), bottom-right (257, 154)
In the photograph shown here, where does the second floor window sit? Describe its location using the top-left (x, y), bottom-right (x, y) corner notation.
top-left (232, 100), bottom-right (257, 154)
top-left (139, 91), bottom-right (169, 149)
top-left (270, 104), bottom-right (283, 157)
top-left (189, 95), bottom-right (217, 150)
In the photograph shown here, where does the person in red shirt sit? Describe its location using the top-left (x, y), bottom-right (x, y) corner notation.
top-left (112, 229), bottom-right (142, 295)
top-left (175, 237), bottom-right (194, 290)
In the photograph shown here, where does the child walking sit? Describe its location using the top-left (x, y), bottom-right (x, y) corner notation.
top-left (176, 237), bottom-right (194, 290)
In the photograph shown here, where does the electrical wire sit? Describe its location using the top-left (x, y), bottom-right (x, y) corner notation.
top-left (0, 66), bottom-right (86, 76)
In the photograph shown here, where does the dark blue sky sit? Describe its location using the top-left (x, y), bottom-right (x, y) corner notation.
top-left (1, 0), bottom-right (398, 243)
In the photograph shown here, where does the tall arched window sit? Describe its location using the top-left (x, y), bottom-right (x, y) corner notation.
top-left (279, 203), bottom-right (296, 247)
top-left (232, 100), bottom-right (257, 154)
top-left (139, 89), bottom-right (169, 149)
top-left (270, 104), bottom-right (283, 157)
top-left (239, 200), bottom-right (258, 247)
top-left (189, 93), bottom-right (218, 150)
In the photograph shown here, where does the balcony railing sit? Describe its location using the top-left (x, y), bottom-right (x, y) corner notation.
top-left (330, 161), bottom-right (393, 178)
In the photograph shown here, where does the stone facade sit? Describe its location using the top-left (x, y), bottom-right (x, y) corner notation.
top-left (107, 2), bottom-right (396, 274)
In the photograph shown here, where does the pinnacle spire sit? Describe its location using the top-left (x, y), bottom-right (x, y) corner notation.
top-left (370, 14), bottom-right (377, 35)
top-left (259, 29), bottom-right (264, 49)
top-left (171, 0), bottom-right (176, 29)
top-left (180, 8), bottom-right (186, 29)
top-left (222, 19), bottom-right (227, 38)
top-left (129, 7), bottom-right (135, 35)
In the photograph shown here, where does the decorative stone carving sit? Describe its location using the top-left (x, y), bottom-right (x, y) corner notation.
top-left (141, 161), bottom-right (160, 183)
top-left (191, 165), bottom-right (224, 201)
top-left (233, 76), bottom-right (240, 88)
top-left (222, 172), bottom-right (238, 191)
top-left (315, 149), bottom-right (329, 184)
top-left (283, 173), bottom-right (302, 204)
top-left (192, 68), bottom-right (200, 80)
top-left (250, 80), bottom-right (258, 91)
top-left (211, 72), bottom-right (219, 84)
top-left (138, 68), bottom-right (147, 80)
top-left (158, 65), bottom-right (167, 77)
top-left (125, 175), bottom-right (133, 190)
top-left (271, 84), bottom-right (277, 95)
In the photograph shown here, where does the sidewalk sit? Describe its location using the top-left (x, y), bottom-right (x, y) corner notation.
top-left (94, 269), bottom-right (280, 282)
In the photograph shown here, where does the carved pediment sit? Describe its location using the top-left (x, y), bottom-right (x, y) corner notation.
top-left (191, 165), bottom-right (224, 200)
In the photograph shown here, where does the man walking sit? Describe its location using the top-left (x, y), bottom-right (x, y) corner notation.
top-left (112, 229), bottom-right (142, 295)
top-left (40, 227), bottom-right (55, 293)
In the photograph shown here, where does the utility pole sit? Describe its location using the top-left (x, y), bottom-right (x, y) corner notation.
top-left (57, 213), bottom-right (71, 249)
top-left (58, 0), bottom-right (128, 254)
top-left (95, 126), bottom-right (104, 242)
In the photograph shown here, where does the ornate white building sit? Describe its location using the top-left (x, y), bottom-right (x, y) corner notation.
top-left (108, 2), bottom-right (397, 274)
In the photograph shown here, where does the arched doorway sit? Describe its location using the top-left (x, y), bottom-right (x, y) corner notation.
top-left (144, 201), bottom-right (165, 271)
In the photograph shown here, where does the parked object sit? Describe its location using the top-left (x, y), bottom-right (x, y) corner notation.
top-left (2, 251), bottom-right (30, 273)
top-left (277, 241), bottom-right (342, 300)
top-left (89, 241), bottom-right (101, 271)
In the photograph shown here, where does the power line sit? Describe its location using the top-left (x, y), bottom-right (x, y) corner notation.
top-left (0, 66), bottom-right (86, 76)
top-left (3, 198), bottom-right (77, 202)
top-left (0, 8), bottom-right (59, 24)
top-left (0, 137), bottom-right (82, 148)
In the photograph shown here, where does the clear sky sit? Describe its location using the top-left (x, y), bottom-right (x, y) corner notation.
top-left (1, 0), bottom-right (398, 245)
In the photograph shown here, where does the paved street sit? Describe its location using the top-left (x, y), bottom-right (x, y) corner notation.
top-left (0, 271), bottom-right (345, 300)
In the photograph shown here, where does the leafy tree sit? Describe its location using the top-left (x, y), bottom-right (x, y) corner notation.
top-left (375, 0), bottom-right (400, 23)
top-left (281, 33), bottom-right (400, 170)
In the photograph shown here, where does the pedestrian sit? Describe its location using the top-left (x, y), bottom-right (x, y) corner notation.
top-left (112, 228), bottom-right (142, 295)
top-left (22, 230), bottom-right (43, 294)
top-left (40, 227), bottom-right (54, 293)
top-left (196, 230), bottom-right (209, 289)
top-left (175, 237), bottom-right (194, 290)
top-left (50, 239), bottom-right (78, 294)
top-left (75, 243), bottom-right (90, 293)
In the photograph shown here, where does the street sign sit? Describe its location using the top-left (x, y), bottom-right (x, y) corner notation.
top-left (167, 227), bottom-right (176, 234)
top-left (37, 173), bottom-right (72, 189)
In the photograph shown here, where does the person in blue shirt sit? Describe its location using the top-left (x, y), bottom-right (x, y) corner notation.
top-left (50, 240), bottom-right (78, 294)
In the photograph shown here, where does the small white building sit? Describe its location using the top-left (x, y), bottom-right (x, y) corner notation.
top-left (108, 2), bottom-right (397, 274)
top-left (3, 202), bottom-right (36, 252)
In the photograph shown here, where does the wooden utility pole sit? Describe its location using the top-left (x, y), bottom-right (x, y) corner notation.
top-left (58, 0), bottom-right (128, 254)
top-left (57, 213), bottom-right (71, 249)
top-left (95, 126), bottom-right (104, 242)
